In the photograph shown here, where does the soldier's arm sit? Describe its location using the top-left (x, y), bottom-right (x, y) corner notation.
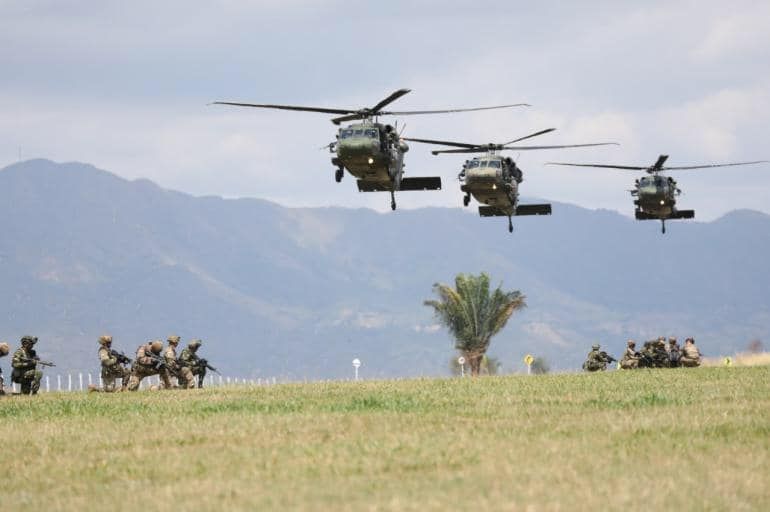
top-left (99, 349), bottom-right (117, 367)
top-left (12, 352), bottom-right (33, 369)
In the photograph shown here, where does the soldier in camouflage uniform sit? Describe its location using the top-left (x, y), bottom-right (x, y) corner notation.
top-left (164, 335), bottom-right (195, 389)
top-left (619, 340), bottom-right (640, 369)
top-left (680, 337), bottom-right (702, 367)
top-left (179, 339), bottom-right (206, 388)
top-left (582, 343), bottom-right (611, 372)
top-left (11, 335), bottom-right (44, 395)
top-left (126, 340), bottom-right (171, 391)
top-left (668, 337), bottom-right (681, 367)
top-left (0, 342), bottom-right (9, 395)
top-left (97, 335), bottom-right (130, 392)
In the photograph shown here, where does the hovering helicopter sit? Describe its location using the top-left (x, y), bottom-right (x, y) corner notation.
top-left (547, 155), bottom-right (768, 233)
top-left (213, 89), bottom-right (527, 210)
top-left (403, 129), bottom-right (617, 232)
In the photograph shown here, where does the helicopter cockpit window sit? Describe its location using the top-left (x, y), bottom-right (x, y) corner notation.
top-left (480, 161), bottom-right (489, 167)
top-left (340, 129), bottom-right (354, 139)
top-left (487, 160), bottom-right (501, 168)
top-left (353, 130), bottom-right (364, 137)
top-left (467, 160), bottom-right (480, 168)
top-left (364, 129), bottom-right (378, 138)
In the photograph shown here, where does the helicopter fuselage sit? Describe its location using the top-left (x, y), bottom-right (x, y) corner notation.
top-left (633, 174), bottom-right (681, 218)
top-left (460, 154), bottom-right (522, 214)
top-left (332, 121), bottom-right (407, 185)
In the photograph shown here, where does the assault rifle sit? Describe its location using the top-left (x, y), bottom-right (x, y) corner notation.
top-left (20, 356), bottom-right (56, 367)
top-left (599, 351), bottom-right (617, 364)
top-left (144, 352), bottom-right (168, 371)
top-left (177, 357), bottom-right (220, 375)
top-left (109, 349), bottom-right (132, 365)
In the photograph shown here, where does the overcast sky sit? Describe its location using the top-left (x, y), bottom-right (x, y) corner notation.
top-left (1, 0), bottom-right (769, 219)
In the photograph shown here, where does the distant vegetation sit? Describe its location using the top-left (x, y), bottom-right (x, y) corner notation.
top-left (425, 273), bottom-right (526, 376)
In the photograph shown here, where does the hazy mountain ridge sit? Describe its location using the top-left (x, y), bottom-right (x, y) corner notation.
top-left (1, 159), bottom-right (768, 378)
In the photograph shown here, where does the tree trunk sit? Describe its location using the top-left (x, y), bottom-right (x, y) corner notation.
top-left (468, 352), bottom-right (483, 376)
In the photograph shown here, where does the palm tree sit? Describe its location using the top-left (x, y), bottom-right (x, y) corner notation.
top-left (425, 273), bottom-right (526, 376)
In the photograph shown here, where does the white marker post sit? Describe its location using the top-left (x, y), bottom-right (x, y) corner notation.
top-left (352, 358), bottom-right (361, 381)
top-left (524, 354), bottom-right (534, 375)
top-left (458, 356), bottom-right (466, 377)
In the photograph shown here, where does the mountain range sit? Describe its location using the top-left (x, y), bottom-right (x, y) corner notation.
top-left (1, 159), bottom-right (768, 379)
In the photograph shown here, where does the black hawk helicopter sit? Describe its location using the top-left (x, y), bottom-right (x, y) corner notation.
top-left (213, 89), bottom-right (527, 210)
top-left (403, 129), bottom-right (617, 232)
top-left (547, 155), bottom-right (768, 233)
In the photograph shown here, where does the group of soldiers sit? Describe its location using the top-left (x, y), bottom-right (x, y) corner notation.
top-left (0, 334), bottom-right (217, 395)
top-left (583, 337), bottom-right (702, 372)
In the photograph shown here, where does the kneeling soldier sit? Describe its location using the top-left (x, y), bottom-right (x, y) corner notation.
top-left (620, 340), bottom-right (641, 369)
top-left (98, 335), bottom-right (131, 392)
top-left (0, 342), bottom-right (9, 395)
top-left (179, 339), bottom-right (206, 388)
top-left (11, 336), bottom-right (44, 395)
top-left (165, 335), bottom-right (195, 389)
top-left (680, 337), bottom-right (702, 367)
top-left (582, 343), bottom-right (613, 372)
top-left (126, 340), bottom-right (171, 391)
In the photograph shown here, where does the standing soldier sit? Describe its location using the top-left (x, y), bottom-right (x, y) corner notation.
top-left (179, 339), bottom-right (207, 388)
top-left (0, 342), bottom-right (9, 395)
top-left (97, 335), bottom-right (131, 392)
top-left (126, 340), bottom-right (171, 391)
top-left (680, 337), bottom-right (702, 367)
top-left (164, 335), bottom-right (195, 389)
top-left (620, 340), bottom-right (641, 369)
top-left (11, 336), bottom-right (44, 395)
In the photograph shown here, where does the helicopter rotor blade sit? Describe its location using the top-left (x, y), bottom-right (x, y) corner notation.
top-left (370, 89), bottom-right (412, 113)
top-left (211, 101), bottom-right (354, 115)
top-left (401, 137), bottom-right (480, 149)
top-left (501, 142), bottom-right (619, 151)
top-left (331, 113), bottom-right (367, 125)
top-left (662, 160), bottom-right (769, 170)
top-left (383, 103), bottom-right (530, 116)
top-left (431, 148), bottom-right (489, 155)
top-left (502, 128), bottom-right (556, 145)
top-left (545, 162), bottom-right (647, 170)
top-left (652, 154), bottom-right (669, 171)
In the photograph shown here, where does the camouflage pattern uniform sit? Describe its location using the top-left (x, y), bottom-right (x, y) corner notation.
top-left (11, 336), bottom-right (44, 394)
top-left (620, 340), bottom-right (640, 370)
top-left (126, 340), bottom-right (171, 391)
top-left (668, 338), bottom-right (681, 367)
top-left (681, 338), bottom-right (701, 367)
top-left (583, 344), bottom-right (610, 372)
top-left (164, 335), bottom-right (195, 389)
top-left (179, 339), bottom-right (206, 388)
top-left (0, 342), bottom-right (9, 395)
top-left (98, 335), bottom-right (130, 392)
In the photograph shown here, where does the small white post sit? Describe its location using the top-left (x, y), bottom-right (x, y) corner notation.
top-left (272, 377), bottom-right (276, 385)
top-left (458, 356), bottom-right (466, 377)
top-left (226, 377), bottom-right (231, 386)
top-left (79, 373), bottom-right (83, 391)
top-left (218, 375), bottom-right (223, 386)
top-left (99, 375), bottom-right (103, 388)
top-left (12, 382), bottom-right (17, 394)
top-left (68, 374), bottom-right (72, 392)
top-left (45, 376), bottom-right (50, 392)
top-left (57, 374), bottom-right (62, 391)
top-left (88, 373), bottom-right (93, 386)
top-left (352, 358), bottom-right (361, 381)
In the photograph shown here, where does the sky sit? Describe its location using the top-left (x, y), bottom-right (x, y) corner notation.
top-left (1, 0), bottom-right (769, 220)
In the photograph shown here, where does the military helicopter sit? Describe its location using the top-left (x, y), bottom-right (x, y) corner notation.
top-left (547, 155), bottom-right (768, 233)
top-left (403, 129), bottom-right (617, 232)
top-left (213, 89), bottom-right (527, 210)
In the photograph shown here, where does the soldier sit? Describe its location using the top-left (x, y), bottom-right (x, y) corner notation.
top-left (668, 337), bottom-right (681, 367)
top-left (179, 339), bottom-right (206, 388)
top-left (126, 340), bottom-right (172, 391)
top-left (681, 337), bottom-right (702, 367)
top-left (164, 335), bottom-right (195, 389)
top-left (619, 340), bottom-right (640, 369)
top-left (583, 343), bottom-right (612, 372)
top-left (11, 335), bottom-right (44, 395)
top-left (96, 335), bottom-right (131, 392)
top-left (0, 342), bottom-right (9, 395)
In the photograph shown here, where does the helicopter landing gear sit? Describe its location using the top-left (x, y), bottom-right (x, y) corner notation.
top-left (334, 168), bottom-right (344, 183)
top-left (390, 190), bottom-right (397, 211)
top-left (463, 194), bottom-right (470, 207)
top-left (661, 220), bottom-right (666, 234)
top-left (508, 216), bottom-right (513, 233)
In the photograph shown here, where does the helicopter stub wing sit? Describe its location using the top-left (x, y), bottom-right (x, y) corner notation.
top-left (478, 206), bottom-right (509, 217)
top-left (356, 177), bottom-right (442, 192)
top-left (515, 204), bottom-right (552, 216)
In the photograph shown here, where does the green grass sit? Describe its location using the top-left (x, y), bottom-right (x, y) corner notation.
top-left (2, 367), bottom-right (768, 511)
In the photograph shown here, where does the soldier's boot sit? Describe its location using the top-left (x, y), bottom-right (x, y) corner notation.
top-left (20, 382), bottom-right (31, 395)
top-left (126, 374), bottom-right (142, 391)
top-left (159, 370), bottom-right (173, 390)
top-left (181, 368), bottom-right (196, 389)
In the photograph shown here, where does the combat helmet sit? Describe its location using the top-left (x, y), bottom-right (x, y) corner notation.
top-left (0, 342), bottom-right (9, 356)
top-left (167, 335), bottom-right (181, 345)
top-left (591, 343), bottom-right (600, 350)
top-left (98, 335), bottom-right (113, 346)
top-left (21, 335), bottom-right (38, 346)
top-left (627, 340), bottom-right (636, 347)
top-left (150, 340), bottom-right (163, 353)
top-left (189, 339), bottom-right (202, 349)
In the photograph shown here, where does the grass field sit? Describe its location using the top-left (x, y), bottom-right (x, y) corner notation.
top-left (2, 367), bottom-right (768, 511)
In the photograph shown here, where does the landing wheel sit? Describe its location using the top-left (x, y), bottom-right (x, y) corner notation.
top-left (335, 168), bottom-right (343, 183)
top-left (661, 220), bottom-right (666, 234)
top-left (463, 194), bottom-right (470, 207)
top-left (390, 191), bottom-right (397, 211)
top-left (508, 217), bottom-right (513, 233)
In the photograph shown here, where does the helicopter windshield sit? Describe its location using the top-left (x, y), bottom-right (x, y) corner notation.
top-left (487, 160), bottom-right (502, 168)
top-left (467, 160), bottom-right (480, 168)
top-left (364, 129), bottom-right (378, 138)
top-left (340, 129), bottom-right (354, 139)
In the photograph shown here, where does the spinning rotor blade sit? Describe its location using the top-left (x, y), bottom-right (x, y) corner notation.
top-left (662, 160), bottom-right (769, 170)
top-left (501, 142), bottom-right (619, 151)
top-left (545, 162), bottom-right (646, 170)
top-left (384, 103), bottom-right (530, 116)
top-left (401, 137), bottom-right (480, 149)
top-left (503, 128), bottom-right (556, 145)
top-left (652, 154), bottom-right (669, 170)
top-left (331, 113), bottom-right (368, 124)
top-left (370, 88), bottom-right (412, 113)
top-left (211, 101), bottom-right (354, 115)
